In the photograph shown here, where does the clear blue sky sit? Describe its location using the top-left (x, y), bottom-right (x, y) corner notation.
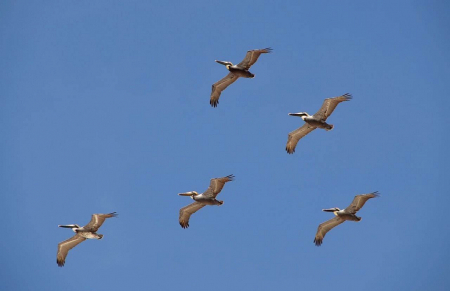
top-left (1, 1), bottom-right (449, 290)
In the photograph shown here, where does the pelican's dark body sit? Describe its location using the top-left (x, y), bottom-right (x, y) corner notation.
top-left (58, 224), bottom-right (104, 239)
top-left (324, 208), bottom-right (362, 222)
top-left (192, 194), bottom-right (224, 205)
top-left (302, 116), bottom-right (333, 130)
top-left (74, 229), bottom-right (103, 239)
top-left (227, 65), bottom-right (255, 78)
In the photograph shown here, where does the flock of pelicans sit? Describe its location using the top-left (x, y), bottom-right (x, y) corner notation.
top-left (57, 48), bottom-right (379, 267)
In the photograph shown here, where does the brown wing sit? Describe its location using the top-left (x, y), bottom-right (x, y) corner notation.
top-left (313, 93), bottom-right (352, 121)
top-left (210, 73), bottom-right (239, 107)
top-left (314, 216), bottom-right (345, 246)
top-left (179, 202), bottom-right (206, 229)
top-left (236, 48), bottom-right (272, 70)
top-left (344, 192), bottom-right (379, 214)
top-left (83, 212), bottom-right (118, 232)
top-left (56, 234), bottom-right (87, 267)
top-left (285, 124), bottom-right (316, 154)
top-left (202, 175), bottom-right (234, 198)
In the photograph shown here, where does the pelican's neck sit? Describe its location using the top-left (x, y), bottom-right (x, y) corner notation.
top-left (73, 226), bottom-right (84, 232)
top-left (302, 113), bottom-right (312, 120)
top-left (333, 208), bottom-right (343, 216)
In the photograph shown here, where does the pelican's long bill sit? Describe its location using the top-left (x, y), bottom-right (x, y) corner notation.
top-left (215, 60), bottom-right (232, 66)
top-left (322, 208), bottom-right (339, 212)
top-left (58, 224), bottom-right (79, 228)
top-left (288, 112), bottom-right (308, 117)
top-left (178, 191), bottom-right (197, 196)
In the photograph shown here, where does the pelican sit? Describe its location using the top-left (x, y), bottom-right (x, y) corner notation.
top-left (286, 93), bottom-right (352, 154)
top-left (56, 212), bottom-right (117, 267)
top-left (179, 175), bottom-right (234, 228)
top-left (210, 48), bottom-right (272, 107)
top-left (314, 192), bottom-right (379, 246)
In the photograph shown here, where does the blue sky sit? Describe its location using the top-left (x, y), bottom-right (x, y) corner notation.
top-left (1, 1), bottom-right (449, 290)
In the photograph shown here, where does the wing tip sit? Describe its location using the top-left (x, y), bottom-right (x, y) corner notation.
top-left (210, 99), bottom-right (219, 107)
top-left (342, 93), bottom-right (352, 100)
top-left (180, 222), bottom-right (189, 229)
top-left (57, 258), bottom-right (65, 267)
top-left (314, 238), bottom-right (323, 246)
top-left (286, 146), bottom-right (295, 154)
top-left (226, 174), bottom-right (235, 181)
top-left (247, 47), bottom-right (273, 53)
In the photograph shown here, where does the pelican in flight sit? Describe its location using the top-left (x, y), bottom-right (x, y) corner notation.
top-left (179, 175), bottom-right (234, 228)
top-left (56, 212), bottom-right (117, 267)
top-left (210, 48), bottom-right (272, 107)
top-left (314, 192), bottom-right (379, 246)
top-left (286, 93), bottom-right (352, 154)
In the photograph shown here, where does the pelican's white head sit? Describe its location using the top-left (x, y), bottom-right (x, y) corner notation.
top-left (215, 60), bottom-right (233, 70)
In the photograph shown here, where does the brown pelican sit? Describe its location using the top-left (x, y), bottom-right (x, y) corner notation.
top-left (179, 175), bottom-right (234, 228)
top-left (210, 48), bottom-right (272, 107)
top-left (56, 212), bottom-right (117, 267)
top-left (286, 93), bottom-right (352, 154)
top-left (314, 192), bottom-right (379, 246)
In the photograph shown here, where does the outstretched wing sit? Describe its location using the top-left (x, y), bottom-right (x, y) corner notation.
top-left (313, 93), bottom-right (352, 121)
top-left (237, 48), bottom-right (272, 70)
top-left (344, 191), bottom-right (379, 214)
top-left (83, 212), bottom-right (118, 232)
top-left (202, 175), bottom-right (235, 198)
top-left (314, 216), bottom-right (345, 246)
top-left (210, 73), bottom-right (239, 107)
top-left (285, 124), bottom-right (316, 154)
top-left (179, 202), bottom-right (206, 229)
top-left (56, 234), bottom-right (87, 267)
